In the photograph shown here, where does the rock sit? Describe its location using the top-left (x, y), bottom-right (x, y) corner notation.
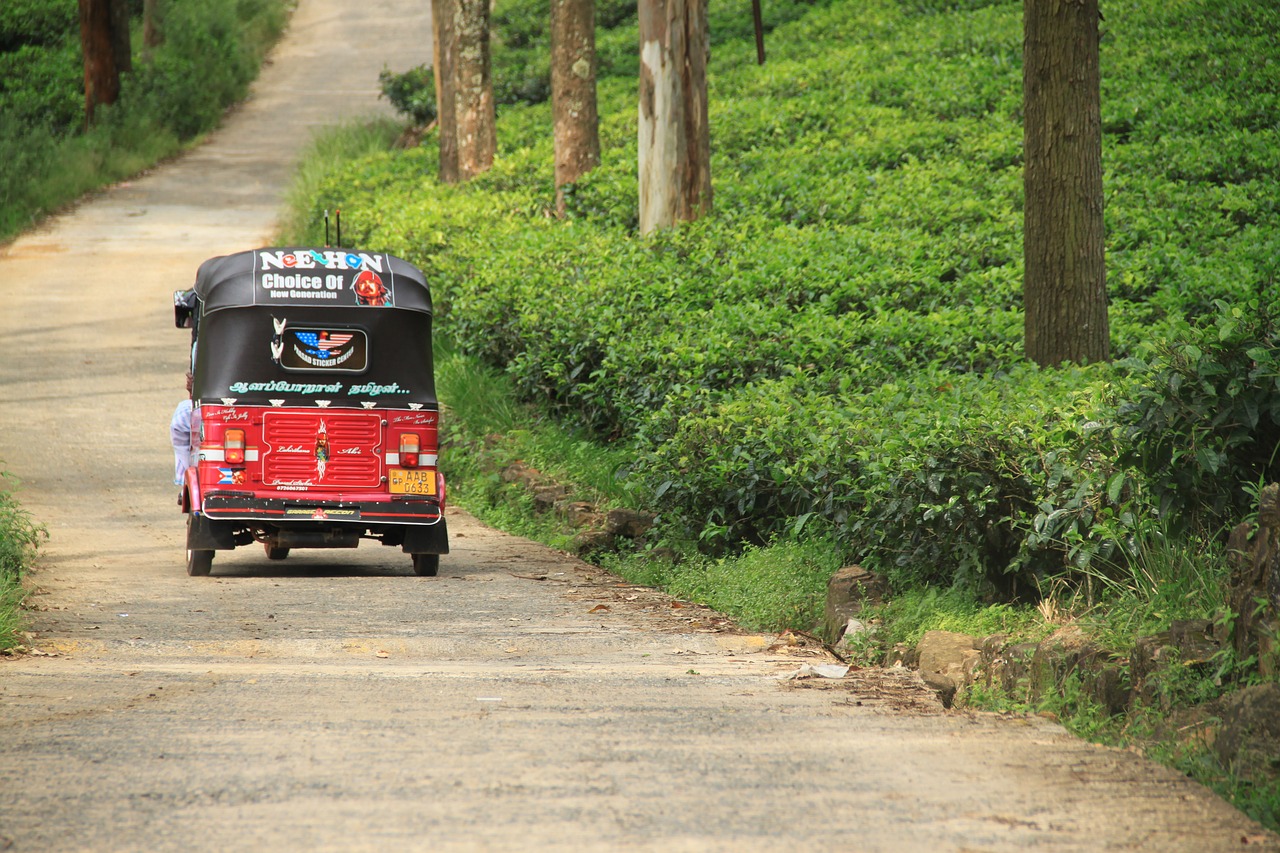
top-left (569, 530), bottom-right (615, 555)
top-left (920, 670), bottom-right (958, 708)
top-left (915, 630), bottom-right (980, 708)
top-left (1029, 625), bottom-right (1100, 703)
top-left (1213, 682), bottom-right (1280, 785)
top-left (500, 461), bottom-right (547, 489)
top-left (842, 618), bottom-right (873, 639)
top-left (822, 565), bottom-right (886, 643)
top-left (555, 500), bottom-right (603, 529)
top-left (1131, 619), bottom-right (1221, 707)
top-left (533, 486), bottom-right (570, 513)
top-left (1227, 483), bottom-right (1280, 677)
top-left (885, 643), bottom-right (915, 668)
top-left (1082, 662), bottom-right (1131, 717)
top-left (605, 508), bottom-right (656, 539)
top-left (999, 642), bottom-right (1040, 701)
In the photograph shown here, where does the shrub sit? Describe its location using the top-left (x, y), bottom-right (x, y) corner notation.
top-left (1118, 299), bottom-right (1280, 529)
top-left (378, 65), bottom-right (436, 126)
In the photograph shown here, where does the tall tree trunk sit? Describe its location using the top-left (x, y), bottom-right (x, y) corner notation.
top-left (1023, 0), bottom-right (1109, 366)
top-left (109, 0), bottom-right (131, 74)
top-left (433, 0), bottom-right (460, 183)
top-left (637, 0), bottom-right (711, 235)
top-left (143, 0), bottom-right (162, 58)
top-left (454, 0), bottom-right (496, 180)
top-left (551, 0), bottom-right (600, 215)
top-left (79, 0), bottom-right (121, 127)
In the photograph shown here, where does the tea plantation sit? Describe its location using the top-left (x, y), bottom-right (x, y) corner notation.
top-left (304, 0), bottom-right (1280, 598)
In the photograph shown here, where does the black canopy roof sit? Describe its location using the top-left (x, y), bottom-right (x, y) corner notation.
top-left (187, 248), bottom-right (437, 406)
top-left (194, 248), bottom-right (433, 314)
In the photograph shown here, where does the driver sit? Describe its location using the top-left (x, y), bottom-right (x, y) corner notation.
top-left (171, 373), bottom-right (193, 486)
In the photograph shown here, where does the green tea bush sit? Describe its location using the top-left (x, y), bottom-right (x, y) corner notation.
top-left (120, 0), bottom-right (286, 139)
top-left (490, 0), bottom-right (638, 105)
top-left (0, 42), bottom-right (82, 130)
top-left (1119, 299), bottom-right (1280, 528)
top-left (307, 0), bottom-right (1279, 594)
top-left (378, 65), bottom-right (436, 126)
top-left (0, 0), bottom-right (74, 51)
top-left (632, 364), bottom-right (1150, 592)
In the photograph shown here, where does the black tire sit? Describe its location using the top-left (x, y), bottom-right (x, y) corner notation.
top-left (187, 548), bottom-right (214, 576)
top-left (264, 543), bottom-right (290, 560)
top-left (411, 553), bottom-right (439, 577)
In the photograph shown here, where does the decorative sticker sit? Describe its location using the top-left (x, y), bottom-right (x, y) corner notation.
top-left (271, 317), bottom-right (368, 373)
top-left (253, 250), bottom-right (397, 307)
top-left (315, 421), bottom-right (330, 480)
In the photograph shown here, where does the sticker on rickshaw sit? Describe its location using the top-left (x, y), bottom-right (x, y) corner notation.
top-left (254, 250), bottom-right (396, 307)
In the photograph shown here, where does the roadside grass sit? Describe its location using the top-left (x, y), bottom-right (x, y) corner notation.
top-left (602, 537), bottom-right (841, 632)
top-left (0, 475), bottom-right (46, 650)
top-left (430, 337), bottom-right (635, 549)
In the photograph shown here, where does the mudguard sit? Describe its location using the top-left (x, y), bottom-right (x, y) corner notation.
top-left (187, 512), bottom-right (238, 551)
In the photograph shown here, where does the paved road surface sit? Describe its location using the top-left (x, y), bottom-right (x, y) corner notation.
top-left (0, 1), bottom-right (1275, 849)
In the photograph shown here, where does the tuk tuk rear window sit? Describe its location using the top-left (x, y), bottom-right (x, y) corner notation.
top-left (277, 325), bottom-right (369, 373)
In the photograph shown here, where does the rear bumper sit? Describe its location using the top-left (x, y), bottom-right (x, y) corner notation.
top-left (200, 492), bottom-right (444, 526)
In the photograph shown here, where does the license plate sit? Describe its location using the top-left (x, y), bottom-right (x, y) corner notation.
top-left (389, 468), bottom-right (436, 495)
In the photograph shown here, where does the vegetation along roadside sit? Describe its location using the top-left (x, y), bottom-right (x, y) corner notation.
top-left (0, 474), bottom-right (46, 652)
top-left (283, 0), bottom-right (1280, 829)
top-left (0, 0), bottom-right (291, 243)
top-left (0, 0), bottom-right (294, 630)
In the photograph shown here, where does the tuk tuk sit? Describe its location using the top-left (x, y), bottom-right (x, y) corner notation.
top-left (174, 247), bottom-right (448, 577)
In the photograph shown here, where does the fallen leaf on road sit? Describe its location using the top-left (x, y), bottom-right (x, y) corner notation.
top-left (375, 650), bottom-right (390, 658)
top-left (588, 604), bottom-right (610, 613)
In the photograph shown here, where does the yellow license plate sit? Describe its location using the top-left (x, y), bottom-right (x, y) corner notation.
top-left (389, 468), bottom-right (436, 495)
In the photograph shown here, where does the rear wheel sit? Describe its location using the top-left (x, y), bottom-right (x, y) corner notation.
top-left (186, 514), bottom-right (214, 576)
top-left (264, 543), bottom-right (290, 560)
top-left (186, 548), bottom-right (213, 576)
top-left (412, 553), bottom-right (439, 577)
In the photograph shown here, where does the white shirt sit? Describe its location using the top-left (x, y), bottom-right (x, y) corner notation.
top-left (171, 399), bottom-right (193, 485)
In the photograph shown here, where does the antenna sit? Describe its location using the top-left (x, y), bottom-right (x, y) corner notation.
top-left (323, 209), bottom-right (331, 247)
top-left (336, 209), bottom-right (342, 248)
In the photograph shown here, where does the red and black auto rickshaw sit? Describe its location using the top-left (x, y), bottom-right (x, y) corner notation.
top-left (175, 247), bottom-right (448, 576)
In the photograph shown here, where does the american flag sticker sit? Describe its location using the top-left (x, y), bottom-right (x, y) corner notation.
top-left (281, 327), bottom-right (367, 372)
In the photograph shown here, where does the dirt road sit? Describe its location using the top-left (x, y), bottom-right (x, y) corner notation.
top-left (0, 1), bottom-right (1275, 849)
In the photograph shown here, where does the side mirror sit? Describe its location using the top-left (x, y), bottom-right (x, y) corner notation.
top-left (174, 289), bottom-right (196, 328)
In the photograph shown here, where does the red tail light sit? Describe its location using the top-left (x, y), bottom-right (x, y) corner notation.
top-left (400, 433), bottom-right (420, 468)
top-left (225, 428), bottom-right (245, 465)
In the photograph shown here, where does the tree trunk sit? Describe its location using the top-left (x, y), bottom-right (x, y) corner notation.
top-left (143, 0), bottom-right (162, 57)
top-left (109, 0), bottom-right (131, 74)
top-left (433, 0), bottom-right (460, 183)
top-left (1023, 0), bottom-right (1109, 366)
top-left (79, 0), bottom-right (121, 127)
top-left (551, 0), bottom-right (600, 215)
top-left (454, 0), bottom-right (496, 180)
top-left (637, 0), bottom-right (711, 235)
